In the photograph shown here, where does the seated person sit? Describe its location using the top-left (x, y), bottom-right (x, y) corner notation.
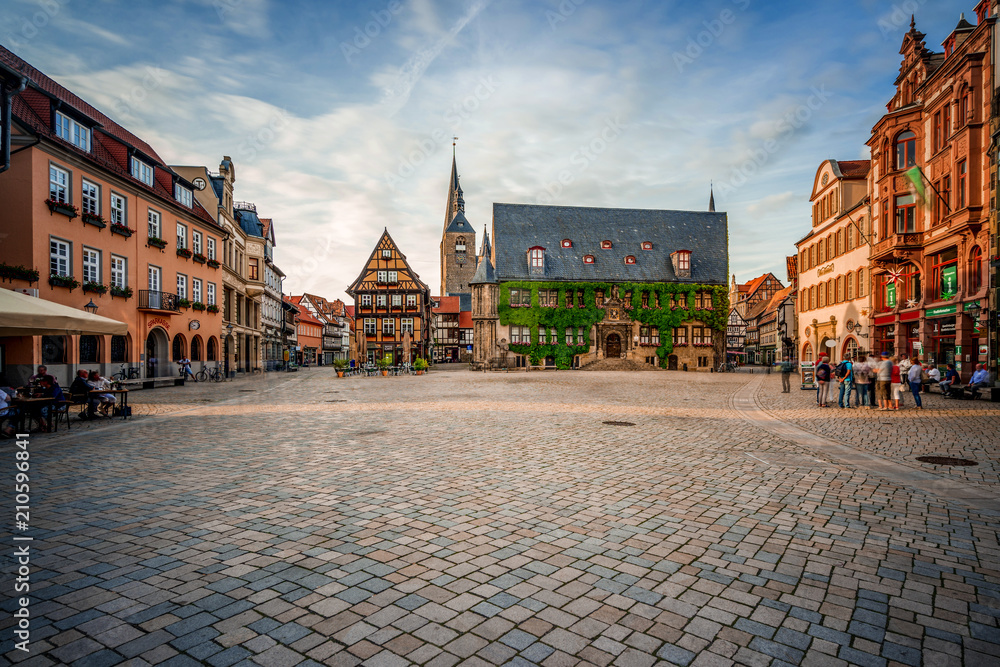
top-left (0, 387), bottom-right (15, 437)
top-left (88, 371), bottom-right (116, 417)
top-left (69, 370), bottom-right (100, 417)
top-left (35, 376), bottom-right (66, 431)
top-left (969, 364), bottom-right (991, 399)
top-left (925, 365), bottom-right (940, 392)
top-left (28, 365), bottom-right (57, 386)
top-left (939, 364), bottom-right (960, 397)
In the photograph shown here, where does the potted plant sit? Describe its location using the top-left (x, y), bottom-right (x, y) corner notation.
top-left (81, 212), bottom-right (107, 229)
top-left (413, 358), bottom-right (429, 375)
top-left (207, 258), bottom-right (221, 269)
top-left (333, 358), bottom-right (349, 377)
top-left (192, 252), bottom-right (207, 264)
top-left (176, 297), bottom-right (192, 308)
top-left (376, 357), bottom-right (391, 376)
top-left (176, 247), bottom-right (192, 259)
top-left (49, 274), bottom-right (79, 290)
top-left (0, 263), bottom-right (39, 283)
top-left (82, 281), bottom-right (107, 295)
top-left (45, 198), bottom-right (78, 218)
top-left (206, 304), bottom-right (219, 313)
top-left (110, 222), bottom-right (134, 237)
top-left (192, 301), bottom-right (206, 311)
top-left (148, 236), bottom-right (167, 249)
top-left (110, 285), bottom-right (133, 299)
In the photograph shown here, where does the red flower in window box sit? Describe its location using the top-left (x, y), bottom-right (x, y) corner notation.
top-left (207, 259), bottom-right (221, 269)
top-left (176, 248), bottom-right (193, 259)
top-left (45, 198), bottom-right (78, 218)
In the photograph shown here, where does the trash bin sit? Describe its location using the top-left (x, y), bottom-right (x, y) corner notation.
top-left (683, 363), bottom-right (688, 372)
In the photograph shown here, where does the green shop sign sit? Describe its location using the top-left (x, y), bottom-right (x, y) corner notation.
top-left (885, 282), bottom-right (896, 308)
top-left (925, 304), bottom-right (957, 317)
top-left (940, 264), bottom-right (957, 300)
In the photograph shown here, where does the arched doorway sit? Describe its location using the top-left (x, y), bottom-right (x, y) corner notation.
top-left (606, 333), bottom-right (621, 358)
top-left (145, 328), bottom-right (169, 378)
top-left (668, 354), bottom-right (678, 371)
top-left (802, 342), bottom-right (813, 362)
top-left (819, 337), bottom-right (832, 361)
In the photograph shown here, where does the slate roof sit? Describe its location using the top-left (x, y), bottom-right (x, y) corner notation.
top-left (445, 210), bottom-right (473, 234)
top-left (235, 206), bottom-right (264, 237)
top-left (457, 293), bottom-right (471, 311)
top-left (492, 204), bottom-right (727, 284)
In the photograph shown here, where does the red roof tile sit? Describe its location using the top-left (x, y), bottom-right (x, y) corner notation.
top-left (433, 296), bottom-right (461, 314)
top-left (459, 311), bottom-right (473, 328)
top-left (837, 159), bottom-right (870, 178)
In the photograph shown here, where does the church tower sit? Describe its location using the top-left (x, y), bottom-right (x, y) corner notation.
top-left (440, 151), bottom-right (476, 296)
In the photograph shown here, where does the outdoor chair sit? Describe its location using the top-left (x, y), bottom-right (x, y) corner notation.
top-left (52, 400), bottom-right (74, 432)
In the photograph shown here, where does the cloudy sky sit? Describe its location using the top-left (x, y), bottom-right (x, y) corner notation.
top-left (1, 0), bottom-right (980, 301)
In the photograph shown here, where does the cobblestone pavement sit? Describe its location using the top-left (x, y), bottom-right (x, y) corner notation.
top-left (3, 368), bottom-right (1000, 667)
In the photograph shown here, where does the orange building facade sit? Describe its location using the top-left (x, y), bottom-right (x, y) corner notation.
top-left (0, 46), bottom-right (224, 385)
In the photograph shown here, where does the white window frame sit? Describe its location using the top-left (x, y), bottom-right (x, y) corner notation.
top-left (110, 255), bottom-right (127, 289)
top-left (148, 209), bottom-right (161, 238)
top-left (192, 231), bottom-right (203, 255)
top-left (130, 157), bottom-right (154, 186)
top-left (192, 278), bottom-right (202, 303)
top-left (207, 282), bottom-right (216, 305)
top-left (388, 271), bottom-right (398, 283)
top-left (377, 270), bottom-right (388, 283)
top-left (49, 164), bottom-right (69, 203)
top-left (401, 318), bottom-right (414, 333)
top-left (377, 294), bottom-right (387, 307)
top-left (82, 247), bottom-right (101, 284)
top-left (530, 249), bottom-right (543, 268)
top-left (81, 179), bottom-right (100, 215)
top-left (406, 294), bottom-right (416, 307)
top-left (177, 273), bottom-right (187, 299)
top-left (50, 237), bottom-right (71, 277)
top-left (176, 223), bottom-right (187, 249)
top-left (207, 237), bottom-right (216, 260)
top-left (382, 318), bottom-right (395, 335)
top-left (391, 294), bottom-right (401, 306)
top-left (175, 184), bottom-right (193, 207)
top-left (381, 249), bottom-right (391, 258)
top-left (55, 111), bottom-right (90, 151)
top-left (361, 294), bottom-right (372, 306)
top-left (364, 318), bottom-right (376, 334)
top-left (109, 193), bottom-right (127, 227)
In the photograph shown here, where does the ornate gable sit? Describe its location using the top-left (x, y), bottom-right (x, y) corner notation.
top-left (347, 229), bottom-right (430, 295)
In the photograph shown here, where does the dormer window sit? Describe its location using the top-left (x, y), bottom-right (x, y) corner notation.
top-left (562, 239), bottom-right (573, 248)
top-left (131, 157), bottom-right (154, 186)
top-left (624, 256), bottom-right (636, 265)
top-left (583, 255), bottom-right (595, 264)
top-left (601, 240), bottom-right (612, 249)
top-left (55, 111), bottom-right (90, 151)
top-left (529, 247), bottom-right (544, 268)
top-left (671, 250), bottom-right (692, 279)
top-left (641, 242), bottom-right (653, 250)
top-left (174, 184), bottom-right (193, 208)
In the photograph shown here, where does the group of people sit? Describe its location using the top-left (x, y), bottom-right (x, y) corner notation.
top-left (69, 368), bottom-right (117, 418)
top-left (0, 365), bottom-right (120, 435)
top-left (811, 352), bottom-right (991, 410)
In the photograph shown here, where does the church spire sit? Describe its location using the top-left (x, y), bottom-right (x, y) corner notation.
top-left (708, 182), bottom-right (715, 212)
top-left (444, 138), bottom-right (463, 231)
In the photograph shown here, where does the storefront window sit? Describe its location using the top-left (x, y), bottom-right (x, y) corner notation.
top-left (930, 316), bottom-right (956, 367)
top-left (931, 248), bottom-right (958, 300)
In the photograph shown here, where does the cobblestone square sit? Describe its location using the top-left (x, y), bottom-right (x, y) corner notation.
top-left (3, 368), bottom-right (1000, 666)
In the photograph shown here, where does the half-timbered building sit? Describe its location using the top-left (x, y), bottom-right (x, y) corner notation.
top-left (347, 229), bottom-right (432, 364)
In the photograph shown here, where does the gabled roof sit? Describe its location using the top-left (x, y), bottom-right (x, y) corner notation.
top-left (786, 256), bottom-right (798, 283)
top-left (345, 305), bottom-right (355, 319)
top-left (446, 210), bottom-right (472, 234)
top-left (834, 159), bottom-right (870, 179)
top-left (433, 296), bottom-right (461, 314)
top-left (492, 203), bottom-right (727, 284)
top-left (346, 228), bottom-right (430, 295)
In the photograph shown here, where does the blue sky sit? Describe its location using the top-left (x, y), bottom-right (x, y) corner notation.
top-left (1, 0), bottom-right (980, 300)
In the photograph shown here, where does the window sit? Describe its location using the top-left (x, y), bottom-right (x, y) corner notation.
top-left (177, 273), bottom-right (187, 299)
top-left (175, 184), bottom-right (193, 207)
top-left (364, 318), bottom-right (376, 335)
top-left (970, 246), bottom-right (984, 293)
top-left (55, 111), bottom-right (90, 151)
top-left (674, 327), bottom-right (687, 345)
top-left (836, 276), bottom-right (844, 303)
top-left (941, 176), bottom-right (951, 218)
top-left (388, 271), bottom-right (398, 283)
top-left (382, 319), bottom-right (395, 335)
top-left (400, 318), bottom-right (414, 333)
top-left (857, 269), bottom-right (866, 297)
top-left (933, 111), bottom-right (942, 152)
top-left (131, 157), bottom-right (154, 186)
top-left (895, 130), bottom-right (916, 169)
top-left (691, 327), bottom-right (707, 345)
top-left (529, 248), bottom-right (544, 268)
top-left (377, 294), bottom-right (387, 307)
top-left (392, 294), bottom-right (401, 306)
top-left (640, 326), bottom-right (651, 345)
top-left (249, 258), bottom-right (259, 280)
top-left (944, 102), bottom-right (952, 139)
top-left (207, 237), bottom-right (216, 260)
top-left (176, 223), bottom-right (187, 249)
top-left (108, 193), bottom-right (126, 228)
top-left (207, 282), bottom-right (216, 305)
top-left (624, 255), bottom-right (636, 264)
top-left (509, 288), bottom-right (531, 306)
top-left (455, 236), bottom-right (466, 252)
top-left (958, 160), bottom-right (967, 209)
top-left (361, 294), bottom-right (372, 306)
top-left (847, 273), bottom-right (854, 300)
top-left (601, 240), bottom-right (612, 249)
top-left (583, 255), bottom-right (595, 264)
top-left (148, 209), bottom-right (161, 238)
top-left (111, 335), bottom-right (127, 363)
top-left (382, 249), bottom-right (391, 258)
top-left (50, 238), bottom-right (70, 277)
top-left (810, 286), bottom-right (816, 309)
top-left (539, 289), bottom-right (558, 307)
top-left (193, 231), bottom-right (202, 256)
top-left (641, 292), bottom-right (649, 308)
top-left (110, 255), bottom-right (126, 289)
top-left (81, 180), bottom-right (99, 215)
top-left (895, 194), bottom-right (916, 233)
top-left (642, 242), bottom-right (653, 250)
top-left (192, 278), bottom-right (202, 304)
top-left (377, 271), bottom-right (388, 283)
top-left (49, 164), bottom-right (69, 202)
top-left (932, 248), bottom-right (958, 300)
top-left (510, 326), bottom-right (530, 344)
top-left (538, 327), bottom-right (548, 344)
top-left (819, 282), bottom-right (826, 307)
top-left (676, 252), bottom-right (690, 272)
top-left (406, 294), bottom-right (417, 307)
top-left (596, 290), bottom-right (605, 308)
top-left (562, 239), bottom-right (572, 248)
top-left (82, 247), bottom-right (100, 284)
top-left (960, 88), bottom-right (970, 124)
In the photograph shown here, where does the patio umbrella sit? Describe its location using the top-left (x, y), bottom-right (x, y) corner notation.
top-left (403, 331), bottom-right (412, 362)
top-left (355, 326), bottom-right (365, 361)
top-left (0, 288), bottom-right (128, 336)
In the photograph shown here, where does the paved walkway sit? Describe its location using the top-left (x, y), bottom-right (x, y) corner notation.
top-left (2, 369), bottom-right (1000, 667)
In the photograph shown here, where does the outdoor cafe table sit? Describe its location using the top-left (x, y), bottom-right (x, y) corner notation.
top-left (11, 396), bottom-right (55, 433)
top-left (90, 389), bottom-right (129, 420)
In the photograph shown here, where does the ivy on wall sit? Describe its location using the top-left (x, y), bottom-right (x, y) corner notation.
top-left (498, 281), bottom-right (729, 368)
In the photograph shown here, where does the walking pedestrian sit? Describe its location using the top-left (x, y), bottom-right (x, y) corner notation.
top-left (816, 355), bottom-right (832, 407)
top-left (907, 358), bottom-right (923, 409)
top-left (853, 355), bottom-right (871, 407)
top-left (890, 356), bottom-right (903, 410)
top-left (876, 351), bottom-right (892, 410)
top-left (779, 356), bottom-right (794, 393)
top-left (836, 356), bottom-right (854, 408)
top-left (898, 353), bottom-right (912, 408)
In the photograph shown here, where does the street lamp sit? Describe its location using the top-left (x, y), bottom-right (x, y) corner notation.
top-left (967, 301), bottom-right (982, 324)
top-left (83, 299), bottom-right (98, 315)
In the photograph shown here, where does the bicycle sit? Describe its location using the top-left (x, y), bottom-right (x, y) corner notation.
top-left (251, 367), bottom-right (262, 375)
top-left (111, 363), bottom-right (141, 381)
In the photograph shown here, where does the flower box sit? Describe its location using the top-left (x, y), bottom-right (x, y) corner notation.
top-left (82, 281), bottom-right (107, 295)
top-left (81, 212), bottom-right (107, 229)
top-left (176, 248), bottom-right (192, 259)
top-left (177, 298), bottom-right (192, 308)
top-left (206, 304), bottom-right (219, 313)
top-left (148, 237), bottom-right (167, 249)
top-left (191, 301), bottom-right (206, 311)
top-left (49, 274), bottom-right (80, 290)
top-left (206, 259), bottom-right (221, 269)
top-left (110, 285), bottom-right (133, 299)
top-left (110, 222), bottom-right (134, 237)
top-left (192, 253), bottom-right (207, 264)
top-left (45, 198), bottom-right (78, 218)
top-left (0, 263), bottom-right (39, 283)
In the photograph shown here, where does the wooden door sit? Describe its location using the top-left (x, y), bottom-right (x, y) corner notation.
top-left (606, 333), bottom-right (621, 358)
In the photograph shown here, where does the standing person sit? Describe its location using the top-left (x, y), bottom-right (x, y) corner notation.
top-left (876, 351), bottom-right (893, 410)
top-left (897, 353), bottom-right (912, 408)
top-left (890, 356), bottom-right (903, 410)
top-left (853, 355), bottom-right (871, 408)
top-left (178, 356), bottom-right (195, 381)
top-left (779, 356), bottom-right (794, 393)
top-left (836, 356), bottom-right (854, 408)
top-left (969, 363), bottom-right (991, 399)
top-left (907, 358), bottom-right (923, 409)
top-left (816, 355), bottom-right (832, 407)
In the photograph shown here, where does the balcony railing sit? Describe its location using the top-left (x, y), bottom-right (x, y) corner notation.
top-left (138, 290), bottom-right (180, 312)
top-left (872, 231), bottom-right (923, 259)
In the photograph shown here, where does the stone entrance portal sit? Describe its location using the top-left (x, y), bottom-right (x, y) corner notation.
top-left (606, 333), bottom-right (621, 358)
